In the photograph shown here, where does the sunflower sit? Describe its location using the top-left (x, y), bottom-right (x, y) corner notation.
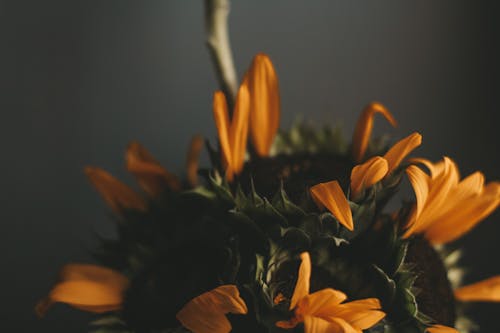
top-left (37, 52), bottom-right (500, 333)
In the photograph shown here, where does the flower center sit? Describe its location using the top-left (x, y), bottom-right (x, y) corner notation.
top-left (239, 153), bottom-right (353, 202)
top-left (406, 236), bottom-right (456, 326)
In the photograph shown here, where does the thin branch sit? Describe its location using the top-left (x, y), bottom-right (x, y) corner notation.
top-left (205, 0), bottom-right (238, 112)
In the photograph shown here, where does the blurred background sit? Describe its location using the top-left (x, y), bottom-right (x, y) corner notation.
top-left (1, 0), bottom-right (499, 331)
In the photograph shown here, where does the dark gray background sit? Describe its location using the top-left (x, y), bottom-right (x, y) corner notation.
top-left (1, 1), bottom-right (499, 332)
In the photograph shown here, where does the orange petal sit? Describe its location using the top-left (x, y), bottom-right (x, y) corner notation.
top-left (245, 53), bottom-right (280, 157)
top-left (310, 181), bottom-right (354, 231)
top-left (455, 276), bottom-right (500, 302)
top-left (213, 91), bottom-right (232, 175)
top-left (229, 83), bottom-right (251, 175)
top-left (352, 102), bottom-right (397, 163)
top-left (298, 288), bottom-right (347, 317)
top-left (426, 325), bottom-right (459, 333)
top-left (36, 264), bottom-right (128, 317)
top-left (425, 181), bottom-right (500, 244)
top-left (403, 165), bottom-right (430, 238)
top-left (126, 142), bottom-right (181, 196)
top-left (84, 167), bottom-right (146, 214)
top-left (350, 156), bottom-right (389, 198)
top-left (383, 132), bottom-right (422, 173)
top-left (186, 134), bottom-right (204, 187)
top-left (327, 299), bottom-right (385, 330)
top-left (303, 316), bottom-right (353, 333)
top-left (290, 252), bottom-right (312, 310)
top-left (176, 285), bottom-right (248, 333)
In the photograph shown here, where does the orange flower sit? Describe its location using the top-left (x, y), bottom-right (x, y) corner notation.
top-left (455, 276), bottom-right (500, 302)
top-left (84, 166), bottom-right (147, 215)
top-left (350, 132), bottom-right (422, 198)
top-left (126, 141), bottom-right (182, 195)
top-left (176, 285), bottom-right (248, 333)
top-left (310, 181), bottom-right (354, 231)
top-left (351, 102), bottom-right (397, 163)
top-left (276, 253), bottom-right (385, 333)
top-left (403, 157), bottom-right (500, 244)
top-left (243, 53), bottom-right (280, 157)
top-left (213, 83), bottom-right (250, 181)
top-left (36, 264), bottom-right (129, 317)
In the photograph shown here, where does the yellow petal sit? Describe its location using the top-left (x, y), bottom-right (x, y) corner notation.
top-left (383, 132), bottom-right (422, 173)
top-left (304, 316), bottom-right (356, 333)
top-left (350, 156), bottom-right (389, 198)
top-left (310, 181), bottom-right (354, 231)
top-left (298, 288), bottom-right (347, 317)
top-left (327, 299), bottom-right (385, 330)
top-left (455, 276), bottom-right (500, 302)
top-left (126, 142), bottom-right (181, 195)
top-left (245, 53), bottom-right (280, 157)
top-left (290, 252), bottom-right (312, 310)
top-left (403, 165), bottom-right (430, 238)
top-left (352, 102), bottom-right (397, 163)
top-left (229, 83), bottom-right (251, 175)
top-left (176, 285), bottom-right (248, 333)
top-left (425, 181), bottom-right (500, 244)
top-left (35, 264), bottom-right (128, 317)
top-left (426, 325), bottom-right (459, 333)
top-left (84, 167), bottom-right (147, 214)
top-left (186, 134), bottom-right (204, 187)
top-left (213, 91), bottom-right (232, 175)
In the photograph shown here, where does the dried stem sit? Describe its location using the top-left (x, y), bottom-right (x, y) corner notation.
top-left (204, 0), bottom-right (238, 112)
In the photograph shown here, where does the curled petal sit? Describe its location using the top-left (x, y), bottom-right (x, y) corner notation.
top-left (245, 53), bottom-right (280, 157)
top-left (310, 181), bottom-right (354, 231)
top-left (176, 285), bottom-right (248, 333)
top-left (426, 325), bottom-right (459, 333)
top-left (186, 135), bottom-right (204, 187)
top-left (350, 156), bottom-right (389, 198)
top-left (290, 252), bottom-right (312, 310)
top-left (383, 132), bottom-right (422, 173)
top-left (455, 275), bottom-right (500, 302)
top-left (403, 165), bottom-right (430, 238)
top-left (352, 102), bottom-right (397, 163)
top-left (84, 167), bottom-right (146, 214)
top-left (35, 264), bottom-right (128, 317)
top-left (126, 142), bottom-right (181, 195)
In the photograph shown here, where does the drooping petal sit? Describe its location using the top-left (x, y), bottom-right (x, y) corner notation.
top-left (245, 53), bottom-right (280, 157)
top-left (213, 91), bottom-right (232, 173)
top-left (426, 325), bottom-right (459, 333)
top-left (352, 102), bottom-right (397, 163)
top-left (403, 165), bottom-right (430, 237)
top-left (176, 285), bottom-right (248, 333)
top-left (383, 132), bottom-right (422, 173)
top-left (310, 181), bottom-right (354, 231)
top-left (424, 181), bottom-right (500, 244)
top-left (327, 299), bottom-right (385, 330)
top-left (186, 134), bottom-right (204, 187)
top-left (35, 264), bottom-right (128, 317)
top-left (229, 83), bottom-right (251, 175)
top-left (290, 252), bottom-right (312, 310)
top-left (298, 288), bottom-right (347, 317)
top-left (126, 142), bottom-right (181, 195)
top-left (350, 156), bottom-right (389, 198)
top-left (455, 276), bottom-right (500, 302)
top-left (303, 316), bottom-right (352, 333)
top-left (84, 167), bottom-right (147, 214)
